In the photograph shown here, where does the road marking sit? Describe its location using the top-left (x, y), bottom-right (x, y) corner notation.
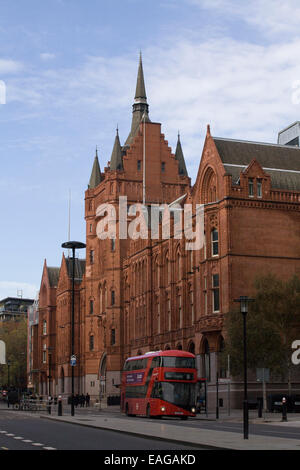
top-left (43, 446), bottom-right (57, 450)
top-left (13, 436), bottom-right (24, 440)
top-left (0, 431), bottom-right (7, 434)
top-left (6, 434), bottom-right (14, 437)
top-left (22, 439), bottom-right (33, 443)
top-left (1, 447), bottom-right (9, 450)
top-left (32, 443), bottom-right (44, 446)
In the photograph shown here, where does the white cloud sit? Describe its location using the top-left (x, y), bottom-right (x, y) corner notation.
top-left (0, 59), bottom-right (23, 74)
top-left (0, 281), bottom-right (39, 300)
top-left (40, 53), bottom-right (56, 61)
top-left (188, 0), bottom-right (300, 38)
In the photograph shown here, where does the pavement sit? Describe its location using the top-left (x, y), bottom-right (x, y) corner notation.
top-left (1, 401), bottom-right (300, 450)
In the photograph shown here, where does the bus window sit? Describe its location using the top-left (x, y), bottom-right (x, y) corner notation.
top-left (161, 357), bottom-right (195, 369)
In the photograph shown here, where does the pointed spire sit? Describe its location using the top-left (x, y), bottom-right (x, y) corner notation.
top-left (88, 147), bottom-right (102, 188)
top-left (175, 133), bottom-right (188, 177)
top-left (135, 51), bottom-right (147, 102)
top-left (124, 52), bottom-right (150, 147)
top-left (110, 128), bottom-right (123, 171)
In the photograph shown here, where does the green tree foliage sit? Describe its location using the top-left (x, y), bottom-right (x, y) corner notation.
top-left (0, 319), bottom-right (27, 389)
top-left (223, 274), bottom-right (300, 379)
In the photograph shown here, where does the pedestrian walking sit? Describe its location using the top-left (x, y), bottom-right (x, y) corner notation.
top-left (86, 393), bottom-right (90, 407)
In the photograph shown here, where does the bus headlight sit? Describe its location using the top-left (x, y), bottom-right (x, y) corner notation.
top-left (161, 406), bottom-right (166, 412)
top-left (191, 407), bottom-right (196, 413)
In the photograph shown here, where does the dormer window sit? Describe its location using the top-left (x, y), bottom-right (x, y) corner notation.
top-left (257, 178), bottom-right (262, 198)
top-left (248, 178), bottom-right (254, 197)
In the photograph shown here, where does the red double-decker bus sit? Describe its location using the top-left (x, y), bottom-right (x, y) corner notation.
top-left (121, 350), bottom-right (198, 419)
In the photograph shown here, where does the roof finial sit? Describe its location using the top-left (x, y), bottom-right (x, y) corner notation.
top-left (116, 124), bottom-right (119, 136)
top-left (95, 145), bottom-right (98, 157)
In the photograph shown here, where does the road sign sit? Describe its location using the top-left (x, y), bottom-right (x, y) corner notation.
top-left (70, 355), bottom-right (76, 366)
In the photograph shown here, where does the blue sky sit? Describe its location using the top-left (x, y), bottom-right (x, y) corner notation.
top-left (1, 0), bottom-right (300, 299)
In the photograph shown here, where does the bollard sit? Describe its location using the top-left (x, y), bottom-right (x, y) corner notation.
top-left (281, 397), bottom-right (287, 422)
top-left (47, 396), bottom-right (51, 415)
top-left (58, 395), bottom-right (62, 416)
top-left (258, 399), bottom-right (263, 418)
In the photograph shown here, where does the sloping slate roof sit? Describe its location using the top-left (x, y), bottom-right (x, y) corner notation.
top-left (47, 267), bottom-right (60, 288)
top-left (214, 137), bottom-right (300, 191)
top-left (65, 258), bottom-right (86, 281)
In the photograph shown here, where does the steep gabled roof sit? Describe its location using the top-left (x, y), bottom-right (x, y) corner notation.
top-left (47, 267), bottom-right (60, 288)
top-left (65, 258), bottom-right (86, 281)
top-left (213, 137), bottom-right (300, 191)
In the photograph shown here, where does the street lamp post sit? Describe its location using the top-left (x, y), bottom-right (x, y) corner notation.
top-left (61, 241), bottom-right (86, 417)
top-left (7, 360), bottom-right (11, 389)
top-left (234, 295), bottom-right (255, 440)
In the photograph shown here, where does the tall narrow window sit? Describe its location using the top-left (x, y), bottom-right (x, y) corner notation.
top-left (111, 290), bottom-right (115, 305)
top-left (204, 276), bottom-right (207, 315)
top-left (111, 238), bottom-right (115, 251)
top-left (89, 335), bottom-right (94, 351)
top-left (111, 328), bottom-right (116, 345)
top-left (248, 178), bottom-right (254, 197)
top-left (212, 274), bottom-right (220, 312)
top-left (137, 160), bottom-right (141, 171)
top-left (90, 299), bottom-right (94, 315)
top-left (161, 162), bottom-right (166, 173)
top-left (257, 178), bottom-right (262, 198)
top-left (90, 249), bottom-right (94, 264)
top-left (42, 344), bottom-right (47, 363)
top-left (43, 320), bottom-right (47, 335)
top-left (211, 228), bottom-right (219, 256)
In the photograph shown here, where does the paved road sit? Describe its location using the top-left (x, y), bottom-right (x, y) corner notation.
top-left (0, 410), bottom-right (206, 451)
top-left (75, 409), bottom-right (300, 441)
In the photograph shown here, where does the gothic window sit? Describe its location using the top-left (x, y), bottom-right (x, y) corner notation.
top-left (202, 167), bottom-right (217, 204)
top-left (90, 299), bottom-right (94, 315)
top-left (89, 335), bottom-right (94, 351)
top-left (90, 249), bottom-right (94, 264)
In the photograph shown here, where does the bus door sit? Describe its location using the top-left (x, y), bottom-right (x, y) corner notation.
top-left (196, 378), bottom-right (207, 414)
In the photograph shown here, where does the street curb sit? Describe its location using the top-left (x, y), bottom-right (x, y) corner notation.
top-left (39, 415), bottom-right (225, 450)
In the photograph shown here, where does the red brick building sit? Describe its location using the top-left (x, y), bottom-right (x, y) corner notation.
top-left (32, 55), bottom-right (300, 407)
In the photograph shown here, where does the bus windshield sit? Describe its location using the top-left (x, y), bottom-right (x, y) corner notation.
top-left (161, 356), bottom-right (195, 369)
top-left (152, 381), bottom-right (196, 409)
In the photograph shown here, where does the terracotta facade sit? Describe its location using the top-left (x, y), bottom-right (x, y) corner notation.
top-left (31, 57), bottom-right (300, 407)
